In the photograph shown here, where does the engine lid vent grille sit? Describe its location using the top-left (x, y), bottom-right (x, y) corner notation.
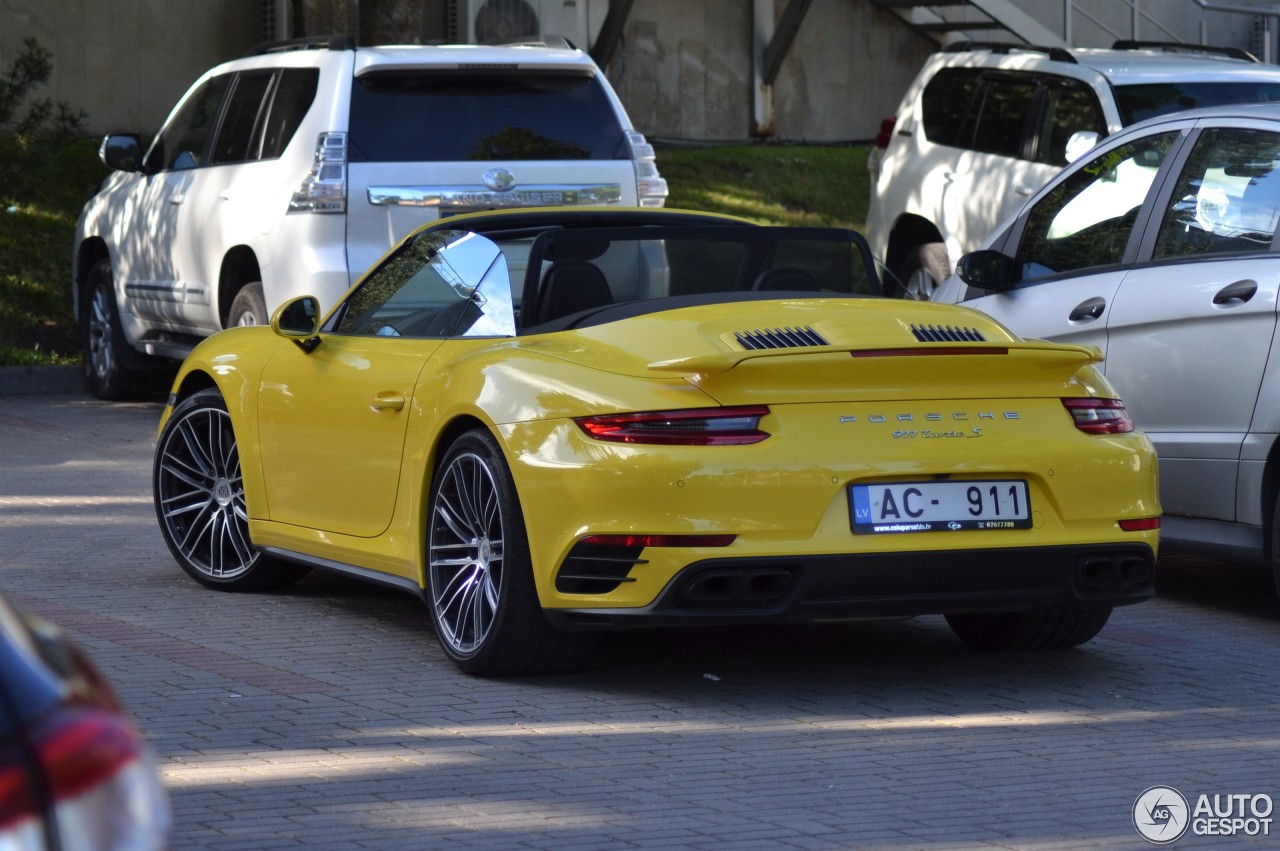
top-left (735, 326), bottom-right (829, 350)
top-left (911, 324), bottom-right (987, 343)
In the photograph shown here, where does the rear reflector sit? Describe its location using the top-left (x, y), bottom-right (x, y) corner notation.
top-left (579, 534), bottom-right (736, 548)
top-left (1062, 397), bottom-right (1135, 434)
top-left (875, 116), bottom-right (897, 149)
top-left (1118, 517), bottom-right (1161, 532)
top-left (849, 347), bottom-right (1008, 358)
top-left (575, 406), bottom-right (770, 445)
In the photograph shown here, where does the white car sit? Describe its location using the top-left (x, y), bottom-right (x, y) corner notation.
top-left (866, 41), bottom-right (1280, 299)
top-left (73, 36), bottom-right (667, 399)
top-left (932, 101), bottom-right (1280, 596)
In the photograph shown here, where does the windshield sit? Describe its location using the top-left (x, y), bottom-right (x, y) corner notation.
top-left (327, 225), bottom-right (880, 339)
top-left (1114, 81), bottom-right (1280, 125)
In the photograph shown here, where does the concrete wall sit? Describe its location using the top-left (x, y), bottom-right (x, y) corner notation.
top-left (1019, 0), bottom-right (1272, 54)
top-left (1, 0), bottom-right (262, 135)
top-left (6, 0), bottom-right (1279, 144)
top-left (594, 0), bottom-right (935, 142)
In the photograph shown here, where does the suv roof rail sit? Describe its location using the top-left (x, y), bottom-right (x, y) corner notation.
top-left (1111, 39), bottom-right (1259, 63)
top-left (482, 35), bottom-right (579, 51)
top-left (943, 41), bottom-right (1077, 64)
top-left (244, 35), bottom-right (356, 57)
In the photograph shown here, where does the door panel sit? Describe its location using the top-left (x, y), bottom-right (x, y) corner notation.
top-left (966, 270), bottom-right (1125, 354)
top-left (1106, 257), bottom-right (1279, 519)
top-left (256, 335), bottom-right (440, 537)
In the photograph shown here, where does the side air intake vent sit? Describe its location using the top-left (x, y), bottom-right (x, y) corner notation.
top-left (735, 326), bottom-right (829, 350)
top-left (911, 324), bottom-right (987, 342)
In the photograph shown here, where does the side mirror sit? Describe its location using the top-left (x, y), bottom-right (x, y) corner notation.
top-left (99, 134), bottom-right (144, 172)
top-left (956, 250), bottom-right (1016, 292)
top-left (271, 295), bottom-right (322, 352)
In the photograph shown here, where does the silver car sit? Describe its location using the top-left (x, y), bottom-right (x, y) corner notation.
top-left (932, 102), bottom-right (1280, 595)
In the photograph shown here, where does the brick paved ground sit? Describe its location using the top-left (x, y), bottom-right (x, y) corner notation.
top-left (2, 394), bottom-right (1279, 849)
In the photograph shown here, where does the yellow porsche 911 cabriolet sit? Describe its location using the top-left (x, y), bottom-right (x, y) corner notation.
top-left (152, 208), bottom-right (1160, 676)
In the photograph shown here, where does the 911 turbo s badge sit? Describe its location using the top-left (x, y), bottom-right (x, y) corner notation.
top-left (839, 411), bottom-right (1021, 440)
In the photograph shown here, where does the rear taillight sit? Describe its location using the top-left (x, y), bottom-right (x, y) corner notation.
top-left (875, 116), bottom-right (897, 150)
top-left (626, 131), bottom-right (668, 208)
top-left (0, 704), bottom-right (170, 849)
top-left (289, 131), bottom-right (347, 213)
top-left (1063, 398), bottom-right (1135, 434)
top-left (575, 406), bottom-right (770, 445)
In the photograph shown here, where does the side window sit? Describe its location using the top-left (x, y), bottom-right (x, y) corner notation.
top-left (921, 68), bottom-right (983, 147)
top-left (145, 75), bottom-right (232, 172)
top-left (969, 75), bottom-right (1037, 158)
top-left (1017, 131), bottom-right (1179, 281)
top-left (1153, 127), bottom-right (1280, 260)
top-left (260, 68), bottom-right (319, 159)
top-left (209, 71), bottom-right (274, 165)
top-left (1035, 78), bottom-right (1106, 166)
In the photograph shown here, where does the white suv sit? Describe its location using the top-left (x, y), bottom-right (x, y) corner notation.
top-left (866, 41), bottom-right (1280, 299)
top-left (73, 36), bottom-right (667, 399)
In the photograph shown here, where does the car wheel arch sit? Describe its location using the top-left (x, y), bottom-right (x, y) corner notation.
top-left (74, 238), bottom-right (112, 316)
top-left (1260, 438), bottom-right (1280, 559)
top-left (886, 214), bottom-right (944, 284)
top-left (218, 246), bottom-right (263, 325)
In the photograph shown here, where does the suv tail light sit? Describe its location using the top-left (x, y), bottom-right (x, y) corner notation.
top-left (1062, 398), bottom-right (1135, 434)
top-left (626, 131), bottom-right (668, 208)
top-left (875, 116), bottom-right (897, 150)
top-left (575, 406), bottom-right (770, 445)
top-left (289, 132), bottom-right (348, 213)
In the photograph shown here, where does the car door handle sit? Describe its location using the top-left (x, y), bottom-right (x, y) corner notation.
top-left (169, 194), bottom-right (185, 205)
top-left (1069, 298), bottom-right (1106, 322)
top-left (1213, 278), bottom-right (1257, 306)
top-left (370, 392), bottom-right (405, 412)
top-left (1015, 185), bottom-right (1035, 196)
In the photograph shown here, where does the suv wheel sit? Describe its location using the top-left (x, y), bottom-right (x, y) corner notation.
top-left (894, 243), bottom-right (949, 301)
top-left (81, 259), bottom-right (144, 400)
top-left (228, 283), bottom-right (268, 327)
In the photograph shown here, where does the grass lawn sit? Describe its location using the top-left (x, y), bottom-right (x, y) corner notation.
top-left (0, 142), bottom-right (873, 367)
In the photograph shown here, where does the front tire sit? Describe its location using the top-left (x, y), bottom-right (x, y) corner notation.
top-left (153, 388), bottom-right (309, 591)
top-left (945, 607), bottom-right (1112, 651)
top-left (426, 429), bottom-right (593, 676)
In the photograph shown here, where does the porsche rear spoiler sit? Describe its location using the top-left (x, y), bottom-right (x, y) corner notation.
top-left (646, 340), bottom-right (1104, 377)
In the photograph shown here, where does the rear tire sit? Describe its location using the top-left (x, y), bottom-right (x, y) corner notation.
top-left (426, 429), bottom-right (594, 676)
top-left (228, 282), bottom-right (269, 327)
top-left (81, 259), bottom-right (145, 400)
top-left (153, 388), bottom-right (310, 592)
top-left (945, 607), bottom-right (1112, 651)
top-left (893, 242), bottom-right (949, 301)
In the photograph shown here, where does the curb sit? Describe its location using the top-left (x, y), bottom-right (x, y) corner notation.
top-left (0, 366), bottom-right (86, 397)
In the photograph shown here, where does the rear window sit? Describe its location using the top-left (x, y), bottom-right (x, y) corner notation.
top-left (1115, 81), bottom-right (1280, 124)
top-left (347, 69), bottom-right (628, 162)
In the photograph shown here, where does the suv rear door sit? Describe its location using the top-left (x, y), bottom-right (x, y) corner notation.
top-left (343, 61), bottom-right (638, 281)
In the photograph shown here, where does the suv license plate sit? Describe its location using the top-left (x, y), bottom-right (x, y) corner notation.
top-left (850, 480), bottom-right (1031, 534)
